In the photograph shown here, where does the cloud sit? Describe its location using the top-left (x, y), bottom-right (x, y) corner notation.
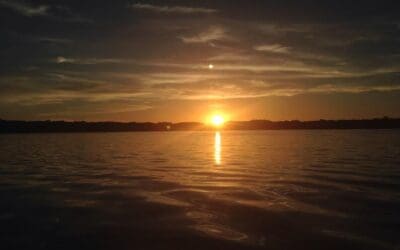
top-left (180, 26), bottom-right (229, 43)
top-left (54, 57), bottom-right (125, 64)
top-left (55, 57), bottom-right (75, 64)
top-left (130, 3), bottom-right (217, 14)
top-left (151, 80), bottom-right (400, 101)
top-left (304, 84), bottom-right (400, 95)
top-left (1, 65), bottom-right (400, 111)
top-left (38, 37), bottom-right (73, 44)
top-left (0, 1), bottom-right (91, 23)
top-left (137, 72), bottom-right (226, 85)
top-left (0, 91), bottom-right (152, 106)
top-left (254, 44), bottom-right (291, 54)
top-left (207, 53), bottom-right (252, 62)
top-left (0, 0), bottom-right (49, 16)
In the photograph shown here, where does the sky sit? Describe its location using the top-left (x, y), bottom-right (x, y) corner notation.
top-left (1, 0), bottom-right (400, 122)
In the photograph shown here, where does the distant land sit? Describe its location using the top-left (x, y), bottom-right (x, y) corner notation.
top-left (1, 117), bottom-right (400, 133)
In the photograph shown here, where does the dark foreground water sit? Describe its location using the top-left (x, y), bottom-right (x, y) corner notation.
top-left (0, 130), bottom-right (399, 250)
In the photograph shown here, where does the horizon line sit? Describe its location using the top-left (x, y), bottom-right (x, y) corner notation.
top-left (1, 116), bottom-right (399, 124)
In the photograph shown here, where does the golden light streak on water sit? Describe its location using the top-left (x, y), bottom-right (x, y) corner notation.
top-left (214, 131), bottom-right (221, 165)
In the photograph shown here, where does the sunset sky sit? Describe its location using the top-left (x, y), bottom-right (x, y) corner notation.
top-left (1, 0), bottom-right (400, 122)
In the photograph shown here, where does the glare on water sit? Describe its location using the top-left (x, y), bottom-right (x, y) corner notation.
top-left (214, 132), bottom-right (221, 165)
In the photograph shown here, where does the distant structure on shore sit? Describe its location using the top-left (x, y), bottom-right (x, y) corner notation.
top-left (1, 117), bottom-right (399, 133)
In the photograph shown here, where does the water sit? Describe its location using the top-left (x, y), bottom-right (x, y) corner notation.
top-left (0, 130), bottom-right (399, 250)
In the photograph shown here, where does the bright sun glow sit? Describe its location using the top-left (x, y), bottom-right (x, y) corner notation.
top-left (211, 115), bottom-right (225, 127)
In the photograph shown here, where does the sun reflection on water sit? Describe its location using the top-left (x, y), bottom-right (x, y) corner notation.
top-left (214, 132), bottom-right (221, 165)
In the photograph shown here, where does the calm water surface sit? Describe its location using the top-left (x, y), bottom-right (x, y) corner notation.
top-left (0, 130), bottom-right (400, 250)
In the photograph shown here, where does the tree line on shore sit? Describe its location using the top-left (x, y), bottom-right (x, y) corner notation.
top-left (0, 117), bottom-right (399, 133)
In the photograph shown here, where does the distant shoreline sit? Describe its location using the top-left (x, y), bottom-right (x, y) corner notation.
top-left (1, 118), bottom-right (400, 133)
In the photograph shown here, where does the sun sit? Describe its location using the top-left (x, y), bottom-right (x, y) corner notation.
top-left (211, 114), bottom-right (225, 127)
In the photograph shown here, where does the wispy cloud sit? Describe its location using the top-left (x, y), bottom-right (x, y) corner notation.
top-left (207, 53), bottom-right (252, 62)
top-left (138, 72), bottom-right (226, 85)
top-left (54, 57), bottom-right (125, 65)
top-left (254, 44), bottom-right (291, 54)
top-left (130, 3), bottom-right (217, 14)
top-left (180, 26), bottom-right (229, 43)
top-left (55, 57), bottom-right (75, 64)
top-left (0, 0), bottom-right (49, 17)
top-left (38, 37), bottom-right (73, 44)
top-left (1, 91), bottom-right (152, 106)
top-left (0, 1), bottom-right (91, 23)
